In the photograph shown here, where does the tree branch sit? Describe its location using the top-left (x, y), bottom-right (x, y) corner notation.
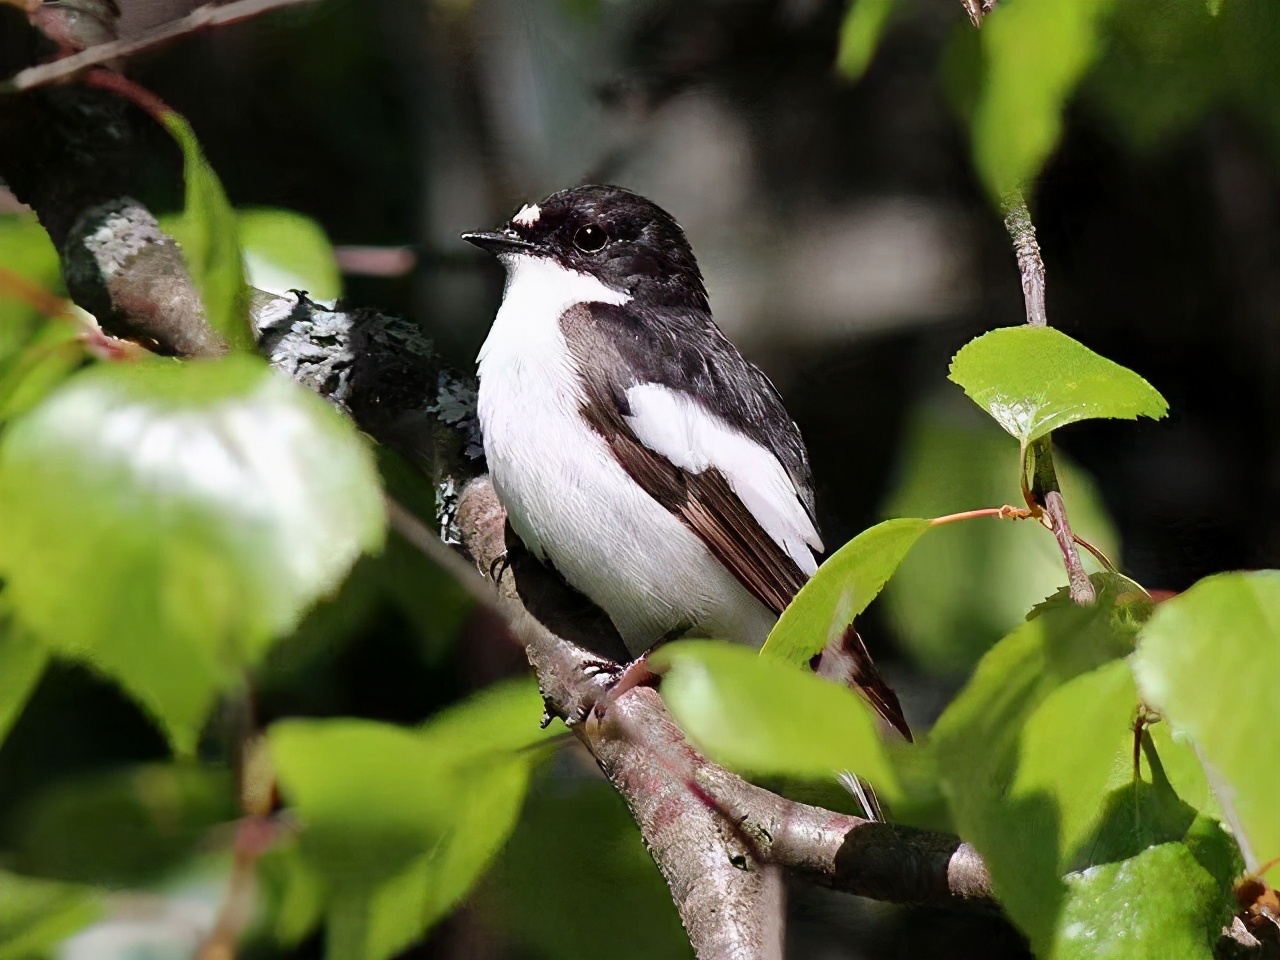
top-left (6, 0), bottom-right (321, 92)
top-left (454, 477), bottom-right (996, 957)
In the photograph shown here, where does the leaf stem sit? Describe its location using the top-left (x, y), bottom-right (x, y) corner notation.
top-left (1071, 532), bottom-right (1118, 573)
top-left (929, 505), bottom-right (1034, 526)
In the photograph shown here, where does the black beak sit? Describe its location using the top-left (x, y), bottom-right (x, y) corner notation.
top-left (461, 230), bottom-right (535, 254)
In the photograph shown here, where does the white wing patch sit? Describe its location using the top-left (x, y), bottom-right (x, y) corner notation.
top-left (623, 383), bottom-right (822, 574)
top-left (512, 203), bottom-right (541, 227)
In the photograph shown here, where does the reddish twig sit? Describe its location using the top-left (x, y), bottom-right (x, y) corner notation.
top-left (930, 505), bottom-right (1034, 526)
top-left (5, 0), bottom-right (321, 92)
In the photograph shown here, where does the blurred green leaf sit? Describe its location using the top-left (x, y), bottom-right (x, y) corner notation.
top-left (5, 764), bottom-right (235, 887)
top-left (0, 870), bottom-right (100, 960)
top-left (417, 677), bottom-right (553, 759)
top-left (270, 680), bottom-right (550, 960)
top-left (883, 398), bottom-right (1119, 672)
top-left (484, 780), bottom-right (692, 960)
top-left (836, 0), bottom-right (899, 79)
top-left (238, 208), bottom-right (342, 302)
top-left (160, 111), bottom-right (253, 351)
top-left (761, 517), bottom-right (931, 665)
top-left (931, 573), bottom-right (1155, 952)
top-left (970, 0), bottom-right (1118, 200)
top-left (0, 321), bottom-right (85, 424)
top-left (1133, 570), bottom-right (1280, 885)
top-left (1084, 0), bottom-right (1280, 157)
top-left (0, 215), bottom-right (62, 363)
top-left (0, 612), bottom-right (47, 749)
top-left (653, 640), bottom-right (901, 803)
top-left (1054, 842), bottom-right (1227, 960)
top-left (257, 840), bottom-right (326, 948)
top-left (948, 326), bottom-right (1167, 447)
top-left (0, 356), bottom-right (385, 753)
top-left (270, 720), bottom-right (457, 889)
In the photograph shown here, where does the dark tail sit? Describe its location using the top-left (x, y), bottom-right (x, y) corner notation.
top-left (815, 622), bottom-right (913, 742)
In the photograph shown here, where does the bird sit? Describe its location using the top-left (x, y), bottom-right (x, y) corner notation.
top-left (463, 184), bottom-right (909, 739)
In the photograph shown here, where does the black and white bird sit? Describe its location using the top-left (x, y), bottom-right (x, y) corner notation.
top-left (463, 184), bottom-right (909, 738)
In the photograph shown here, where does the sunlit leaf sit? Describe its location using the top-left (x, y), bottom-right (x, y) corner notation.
top-left (0, 611), bottom-right (46, 748)
top-left (835, 0), bottom-right (899, 79)
top-left (0, 870), bottom-right (100, 960)
top-left (1054, 837), bottom-right (1233, 960)
top-left (0, 356), bottom-right (385, 753)
top-left (970, 0), bottom-right (1118, 199)
top-left (654, 640), bottom-right (900, 802)
top-left (882, 398), bottom-right (1119, 672)
top-left (160, 111), bottom-right (253, 351)
top-left (239, 208), bottom-right (342, 302)
top-left (1133, 570), bottom-right (1280, 885)
top-left (931, 574), bottom-right (1155, 952)
top-left (948, 326), bottom-right (1167, 447)
top-left (761, 517), bottom-right (931, 665)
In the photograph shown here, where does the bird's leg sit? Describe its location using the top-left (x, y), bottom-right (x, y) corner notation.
top-left (591, 655), bottom-right (661, 720)
top-left (587, 626), bottom-right (690, 721)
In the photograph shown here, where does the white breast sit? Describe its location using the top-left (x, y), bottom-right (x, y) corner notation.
top-left (476, 255), bottom-right (777, 654)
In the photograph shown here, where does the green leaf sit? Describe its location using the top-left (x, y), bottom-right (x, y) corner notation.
top-left (160, 111), bottom-right (253, 351)
top-left (948, 326), bottom-right (1167, 447)
top-left (257, 841), bottom-right (326, 948)
top-left (1053, 842), bottom-right (1227, 960)
top-left (238, 208), bottom-right (342, 302)
top-left (835, 0), bottom-right (899, 79)
top-left (1052, 776), bottom-right (1239, 960)
top-left (0, 320), bottom-right (85, 424)
top-left (0, 356), bottom-right (385, 753)
top-left (970, 0), bottom-right (1118, 200)
top-left (0, 612), bottom-right (47, 749)
top-left (1133, 570), bottom-right (1280, 885)
top-left (653, 640), bottom-right (900, 803)
top-left (0, 215), bottom-right (63, 363)
top-left (931, 574), bottom-right (1155, 952)
top-left (761, 517), bottom-right (931, 665)
top-left (0, 871), bottom-right (100, 960)
top-left (1084, 0), bottom-right (1279, 157)
top-left (882, 398), bottom-right (1119, 672)
top-left (6, 763), bottom-right (235, 886)
top-left (270, 681), bottom-right (550, 960)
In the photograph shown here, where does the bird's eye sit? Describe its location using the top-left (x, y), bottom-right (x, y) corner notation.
top-left (573, 224), bottom-right (608, 253)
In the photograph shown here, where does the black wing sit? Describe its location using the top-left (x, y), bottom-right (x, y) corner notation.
top-left (562, 301), bottom-right (816, 614)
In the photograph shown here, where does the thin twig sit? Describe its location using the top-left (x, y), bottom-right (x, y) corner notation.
top-left (930, 505), bottom-right (1033, 526)
top-left (1001, 190), bottom-right (1096, 604)
top-left (5, 0), bottom-right (320, 92)
top-left (1002, 194), bottom-right (1047, 328)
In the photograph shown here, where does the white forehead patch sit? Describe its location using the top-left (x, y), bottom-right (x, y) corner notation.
top-left (512, 203), bottom-right (541, 227)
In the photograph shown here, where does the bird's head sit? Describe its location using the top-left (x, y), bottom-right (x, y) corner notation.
top-left (463, 184), bottom-right (709, 310)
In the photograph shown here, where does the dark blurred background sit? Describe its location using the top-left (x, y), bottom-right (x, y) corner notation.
top-left (0, 0), bottom-right (1276, 957)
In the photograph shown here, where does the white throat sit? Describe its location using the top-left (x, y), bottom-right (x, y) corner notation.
top-left (476, 254), bottom-right (631, 365)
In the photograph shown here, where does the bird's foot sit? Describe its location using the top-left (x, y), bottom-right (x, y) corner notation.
top-left (488, 551), bottom-right (510, 583)
top-left (574, 655), bottom-right (660, 724)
